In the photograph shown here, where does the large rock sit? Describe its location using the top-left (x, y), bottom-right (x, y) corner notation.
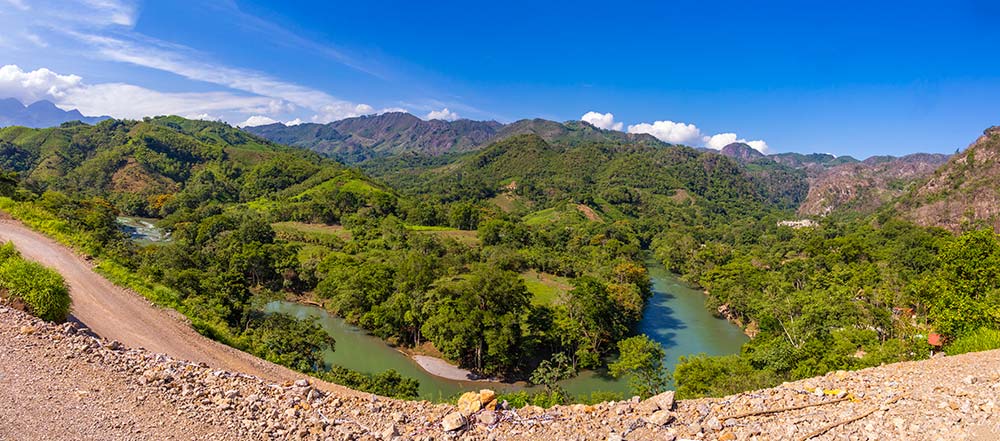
top-left (479, 389), bottom-right (496, 406)
top-left (647, 410), bottom-right (675, 426)
top-left (457, 391), bottom-right (483, 416)
top-left (477, 410), bottom-right (499, 425)
top-left (441, 412), bottom-right (467, 431)
top-left (639, 390), bottom-right (675, 414)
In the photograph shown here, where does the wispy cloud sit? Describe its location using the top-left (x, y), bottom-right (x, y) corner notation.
top-left (68, 32), bottom-right (376, 122)
top-left (0, 0), bottom-right (383, 123)
top-left (208, 0), bottom-right (386, 80)
top-left (3, 0), bottom-right (29, 11)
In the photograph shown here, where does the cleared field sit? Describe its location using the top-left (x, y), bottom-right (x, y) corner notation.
top-left (521, 270), bottom-right (572, 306)
top-left (271, 221), bottom-right (352, 243)
top-left (406, 225), bottom-right (480, 247)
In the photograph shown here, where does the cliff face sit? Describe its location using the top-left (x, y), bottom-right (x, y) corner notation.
top-left (798, 153), bottom-right (950, 216)
top-left (4, 305), bottom-right (999, 441)
top-left (896, 127), bottom-right (1000, 232)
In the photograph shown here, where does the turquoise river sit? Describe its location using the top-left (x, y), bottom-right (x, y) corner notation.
top-left (264, 257), bottom-right (748, 400)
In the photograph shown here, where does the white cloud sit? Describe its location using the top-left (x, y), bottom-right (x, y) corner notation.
top-left (285, 118), bottom-right (304, 126)
top-left (627, 120), bottom-right (703, 144)
top-left (185, 113), bottom-right (221, 122)
top-left (426, 108), bottom-right (459, 121)
top-left (63, 83), bottom-right (274, 120)
top-left (0, 64), bottom-right (83, 104)
top-left (703, 132), bottom-right (770, 153)
top-left (238, 115), bottom-right (280, 127)
top-left (310, 103), bottom-right (374, 123)
top-left (0, 1), bottom-right (374, 124)
top-left (0, 64), bottom-right (279, 120)
top-left (581, 111), bottom-right (623, 131)
top-left (625, 115), bottom-right (772, 153)
top-left (71, 33), bottom-right (375, 122)
top-left (379, 107), bottom-right (408, 114)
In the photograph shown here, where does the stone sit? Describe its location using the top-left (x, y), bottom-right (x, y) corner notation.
top-left (382, 424), bottom-right (399, 439)
top-left (477, 410), bottom-right (499, 426)
top-left (706, 417), bottom-right (723, 431)
top-left (457, 391), bottom-right (483, 416)
top-left (646, 390), bottom-right (676, 412)
top-left (441, 412), bottom-right (467, 431)
top-left (294, 379), bottom-right (309, 387)
top-left (479, 389), bottom-right (496, 405)
top-left (19, 326), bottom-right (35, 335)
top-left (607, 434), bottom-right (623, 441)
top-left (718, 431), bottom-right (737, 441)
top-left (647, 410), bottom-right (675, 426)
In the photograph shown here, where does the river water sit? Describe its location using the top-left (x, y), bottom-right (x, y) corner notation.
top-left (263, 258), bottom-right (747, 400)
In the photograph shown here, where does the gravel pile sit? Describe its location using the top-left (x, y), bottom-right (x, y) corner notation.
top-left (2, 306), bottom-right (998, 440)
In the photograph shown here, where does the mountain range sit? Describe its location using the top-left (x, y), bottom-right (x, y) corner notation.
top-left (0, 98), bottom-right (109, 128)
top-left (244, 112), bottom-right (665, 163)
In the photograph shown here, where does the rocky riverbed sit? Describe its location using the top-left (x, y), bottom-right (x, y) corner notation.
top-left (1, 306), bottom-right (998, 440)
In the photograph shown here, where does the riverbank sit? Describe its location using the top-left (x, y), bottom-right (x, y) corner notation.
top-left (413, 355), bottom-right (484, 382)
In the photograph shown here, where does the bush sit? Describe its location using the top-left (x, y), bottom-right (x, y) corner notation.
top-left (0, 243), bottom-right (72, 322)
top-left (946, 328), bottom-right (1000, 355)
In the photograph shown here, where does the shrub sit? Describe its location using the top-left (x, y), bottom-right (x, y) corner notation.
top-left (946, 327), bottom-right (1000, 355)
top-left (0, 244), bottom-right (71, 322)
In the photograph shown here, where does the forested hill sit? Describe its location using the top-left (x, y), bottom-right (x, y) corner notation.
top-left (367, 133), bottom-right (807, 221)
top-left (896, 126), bottom-right (1000, 232)
top-left (0, 116), bottom-right (392, 219)
top-left (245, 113), bottom-right (666, 163)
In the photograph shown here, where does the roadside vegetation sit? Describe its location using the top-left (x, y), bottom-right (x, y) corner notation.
top-left (0, 242), bottom-right (71, 322)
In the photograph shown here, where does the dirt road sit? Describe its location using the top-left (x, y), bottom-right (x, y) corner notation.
top-left (0, 219), bottom-right (356, 395)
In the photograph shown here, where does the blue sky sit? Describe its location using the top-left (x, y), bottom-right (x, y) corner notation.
top-left (1, 0), bottom-right (998, 157)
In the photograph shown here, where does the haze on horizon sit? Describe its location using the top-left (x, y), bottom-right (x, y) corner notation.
top-left (0, 0), bottom-right (998, 158)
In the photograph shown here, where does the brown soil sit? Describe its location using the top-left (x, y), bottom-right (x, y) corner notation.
top-left (0, 218), bottom-right (359, 398)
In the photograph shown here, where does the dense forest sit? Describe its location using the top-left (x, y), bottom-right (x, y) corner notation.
top-left (2, 116), bottom-right (999, 404)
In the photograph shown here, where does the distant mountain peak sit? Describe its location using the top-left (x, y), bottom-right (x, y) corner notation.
top-left (0, 98), bottom-right (109, 128)
top-left (720, 142), bottom-right (767, 163)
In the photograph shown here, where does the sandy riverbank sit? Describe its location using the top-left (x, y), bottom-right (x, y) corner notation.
top-left (412, 355), bottom-right (493, 382)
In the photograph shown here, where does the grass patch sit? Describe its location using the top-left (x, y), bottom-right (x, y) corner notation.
top-left (522, 270), bottom-right (572, 306)
top-left (409, 227), bottom-right (480, 247)
top-left (0, 243), bottom-right (71, 322)
top-left (945, 327), bottom-right (1000, 355)
top-left (273, 221), bottom-right (352, 243)
top-left (523, 205), bottom-right (588, 227)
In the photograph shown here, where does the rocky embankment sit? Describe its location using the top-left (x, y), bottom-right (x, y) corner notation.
top-left (2, 307), bottom-right (998, 440)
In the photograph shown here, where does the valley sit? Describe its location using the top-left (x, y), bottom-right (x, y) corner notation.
top-left (2, 114), bottom-right (1000, 439)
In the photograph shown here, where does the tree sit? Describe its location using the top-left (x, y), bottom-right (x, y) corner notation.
top-left (929, 229), bottom-right (1000, 337)
top-left (529, 352), bottom-right (576, 396)
top-left (421, 265), bottom-right (531, 375)
top-left (609, 334), bottom-right (670, 399)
